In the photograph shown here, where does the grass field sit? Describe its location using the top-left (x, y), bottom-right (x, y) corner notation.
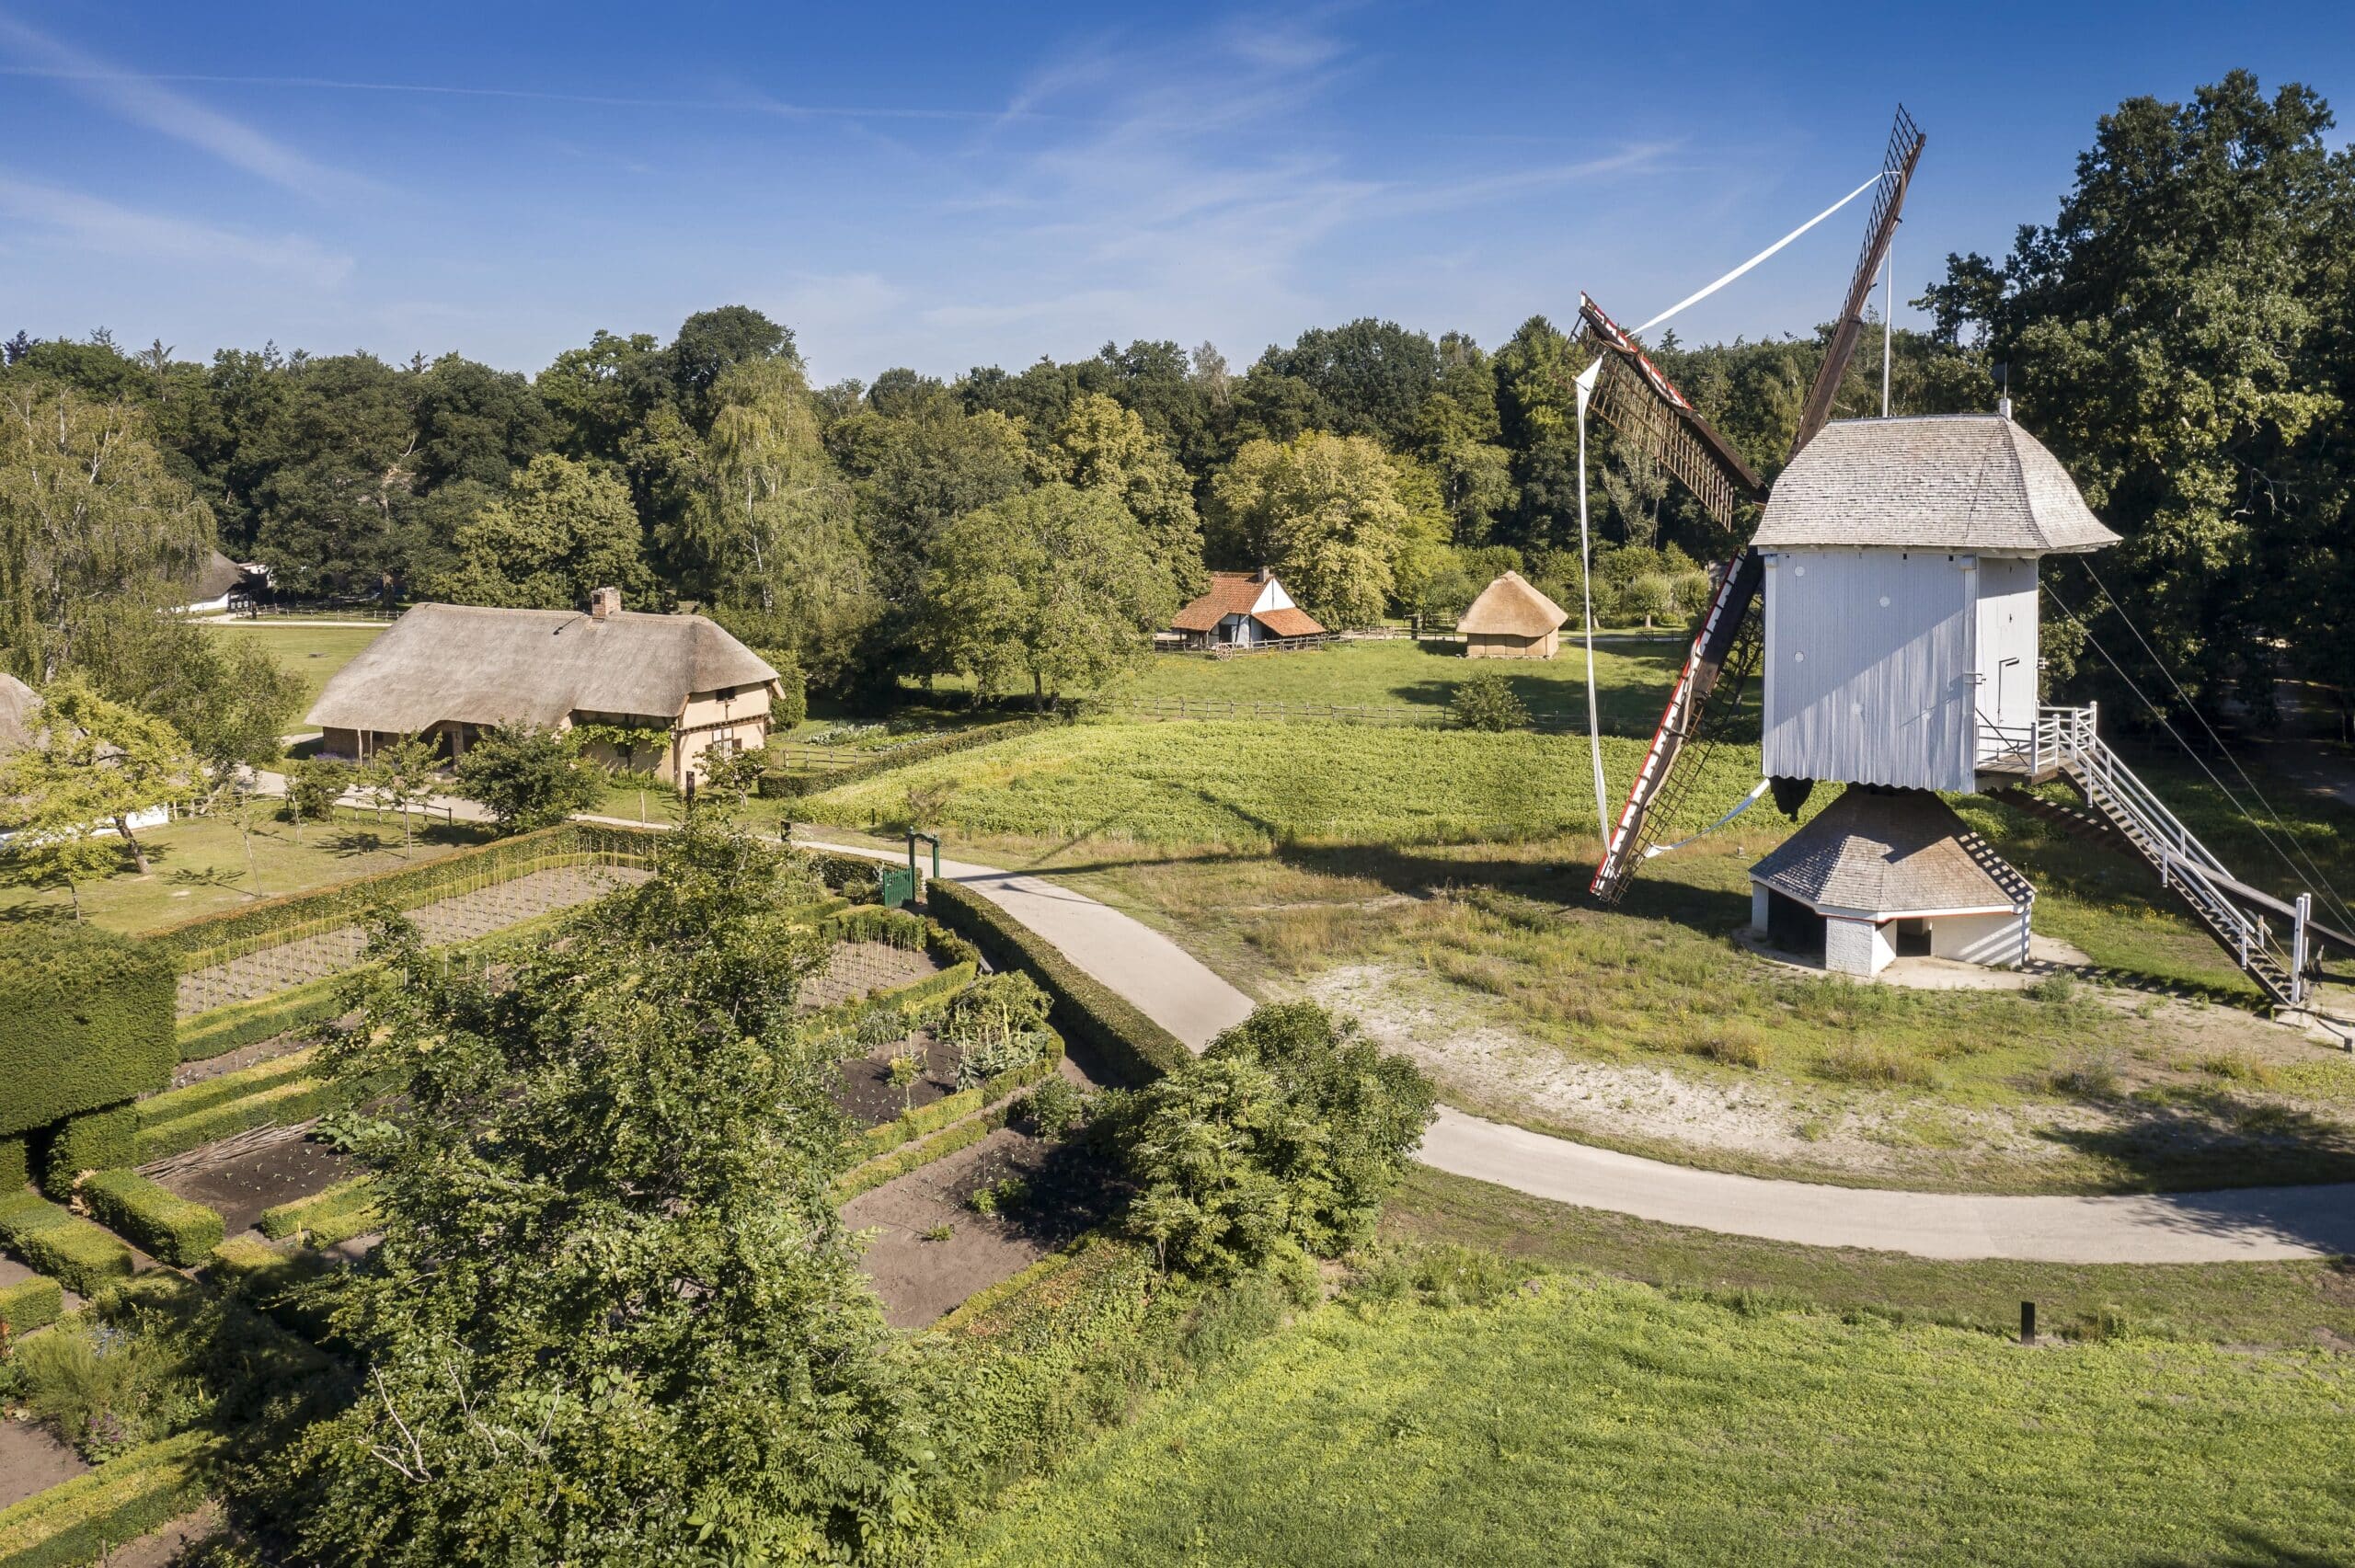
top-left (198, 621), bottom-right (385, 709)
top-left (958, 1271), bottom-right (2355, 1566)
top-left (1126, 636), bottom-right (1690, 735)
top-left (1386, 1165), bottom-right (2355, 1349)
top-left (0, 807), bottom-right (491, 933)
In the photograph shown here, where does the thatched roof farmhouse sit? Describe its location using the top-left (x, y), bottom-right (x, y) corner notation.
top-left (1456, 570), bottom-right (1568, 658)
top-left (308, 589), bottom-right (780, 784)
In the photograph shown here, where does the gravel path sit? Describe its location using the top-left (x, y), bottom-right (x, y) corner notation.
top-left (805, 837), bottom-right (2355, 1265)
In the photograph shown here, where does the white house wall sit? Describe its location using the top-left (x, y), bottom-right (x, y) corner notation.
top-left (1930, 910), bottom-right (2028, 967)
top-left (1973, 555), bottom-right (2039, 756)
top-left (1763, 550), bottom-right (1976, 793)
top-left (1824, 916), bottom-right (1891, 977)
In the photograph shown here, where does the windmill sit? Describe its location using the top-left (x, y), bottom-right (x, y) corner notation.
top-left (1573, 106), bottom-right (2350, 1015)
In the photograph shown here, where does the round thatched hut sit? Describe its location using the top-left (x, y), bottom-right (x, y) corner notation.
top-left (1456, 570), bottom-right (1568, 658)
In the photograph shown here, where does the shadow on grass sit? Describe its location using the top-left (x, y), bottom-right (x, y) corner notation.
top-left (2035, 1088), bottom-right (2355, 1201)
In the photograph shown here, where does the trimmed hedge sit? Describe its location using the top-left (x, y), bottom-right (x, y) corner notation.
top-left (857, 1038), bottom-right (1063, 1158)
top-left (0, 1191), bottom-right (137, 1295)
top-left (138, 1049), bottom-right (319, 1127)
top-left (207, 1235), bottom-right (291, 1283)
top-left (79, 1171), bottom-right (224, 1265)
top-left (175, 975), bottom-right (349, 1062)
top-left (1, 1134), bottom-right (26, 1192)
top-left (761, 717), bottom-right (1057, 800)
top-left (41, 1104), bottom-right (138, 1198)
top-left (0, 1272), bottom-right (63, 1334)
top-left (146, 820), bottom-right (664, 969)
top-left (833, 1106), bottom-right (1005, 1204)
top-left (0, 925), bottom-right (176, 1139)
top-left (305, 1202), bottom-right (381, 1247)
top-left (926, 880), bottom-right (1192, 1082)
top-left (0, 1428), bottom-right (215, 1568)
top-left (258, 1177), bottom-right (373, 1242)
top-left (132, 1073), bottom-right (367, 1165)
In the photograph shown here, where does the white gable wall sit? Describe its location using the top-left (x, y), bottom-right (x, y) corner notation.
top-left (1763, 549), bottom-right (1976, 792)
top-left (1251, 578), bottom-right (1295, 614)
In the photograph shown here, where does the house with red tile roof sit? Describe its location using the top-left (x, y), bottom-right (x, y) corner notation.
top-left (1169, 569), bottom-right (1327, 650)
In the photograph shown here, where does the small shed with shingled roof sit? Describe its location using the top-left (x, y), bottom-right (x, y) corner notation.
top-left (1170, 569), bottom-right (1327, 650)
top-left (1456, 570), bottom-right (1568, 659)
top-left (1748, 784), bottom-right (2033, 977)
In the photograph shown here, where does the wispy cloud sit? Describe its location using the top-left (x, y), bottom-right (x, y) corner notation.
top-left (0, 175), bottom-right (353, 287)
top-left (0, 12), bottom-right (356, 198)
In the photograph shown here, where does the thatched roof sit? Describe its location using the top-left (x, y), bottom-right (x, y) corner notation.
top-left (1751, 786), bottom-right (2030, 915)
top-left (0, 673), bottom-right (40, 755)
top-left (188, 549), bottom-right (248, 602)
top-left (1754, 416), bottom-right (2120, 555)
top-left (1172, 572), bottom-right (1327, 638)
top-left (308, 602), bottom-right (778, 734)
top-left (1457, 571), bottom-right (1567, 638)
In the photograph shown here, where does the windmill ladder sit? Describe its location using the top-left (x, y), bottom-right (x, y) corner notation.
top-left (1983, 704), bottom-right (2347, 1014)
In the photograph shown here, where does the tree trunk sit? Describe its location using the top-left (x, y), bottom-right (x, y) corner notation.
top-left (114, 816), bottom-right (150, 875)
top-left (1033, 670), bottom-right (1046, 713)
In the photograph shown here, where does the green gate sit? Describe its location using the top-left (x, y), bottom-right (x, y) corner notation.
top-left (877, 864), bottom-right (917, 910)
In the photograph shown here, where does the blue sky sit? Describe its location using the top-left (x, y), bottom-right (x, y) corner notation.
top-left (2, 2), bottom-right (2349, 383)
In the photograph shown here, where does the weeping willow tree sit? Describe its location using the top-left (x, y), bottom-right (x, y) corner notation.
top-left (0, 382), bottom-right (214, 682)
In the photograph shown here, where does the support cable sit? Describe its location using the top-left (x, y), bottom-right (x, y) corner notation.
top-left (1572, 358), bottom-right (1611, 840)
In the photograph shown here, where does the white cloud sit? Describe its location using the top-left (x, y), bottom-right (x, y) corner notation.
top-left (0, 12), bottom-right (356, 200)
top-left (0, 175), bottom-right (353, 287)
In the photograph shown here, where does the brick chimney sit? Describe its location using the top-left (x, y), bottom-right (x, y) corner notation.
top-left (589, 586), bottom-right (621, 620)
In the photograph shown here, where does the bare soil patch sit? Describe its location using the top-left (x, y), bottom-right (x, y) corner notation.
top-left (155, 1136), bottom-right (352, 1235)
top-left (0, 1419), bottom-right (87, 1508)
top-left (834, 1027), bottom-right (959, 1128)
top-left (844, 1127), bottom-right (1061, 1329)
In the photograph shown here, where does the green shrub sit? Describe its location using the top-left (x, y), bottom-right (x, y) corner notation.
top-left (258, 1178), bottom-right (373, 1242)
top-left (41, 1104), bottom-right (138, 1197)
top-left (175, 977), bottom-right (349, 1061)
top-left (0, 1428), bottom-right (214, 1568)
top-left (132, 1073), bottom-right (369, 1165)
top-left (1450, 670), bottom-right (1532, 732)
top-left (928, 879), bottom-right (1192, 1082)
top-left (304, 1203), bottom-right (381, 1247)
top-left (0, 926), bottom-right (175, 1139)
top-left (832, 1110), bottom-right (1004, 1204)
top-left (1020, 1076), bottom-right (1087, 1139)
top-left (0, 1193), bottom-right (137, 1296)
top-left (79, 1172), bottom-right (224, 1266)
top-left (0, 1273), bottom-right (63, 1334)
top-left (136, 1049), bottom-right (319, 1127)
top-left (207, 1236), bottom-right (293, 1285)
top-left (0, 1134), bottom-right (27, 1191)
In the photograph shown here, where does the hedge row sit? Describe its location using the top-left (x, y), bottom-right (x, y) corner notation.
top-left (0, 1273), bottom-right (63, 1334)
top-left (0, 925), bottom-right (176, 1139)
top-left (857, 1038), bottom-right (1064, 1159)
top-left (0, 1428), bottom-right (216, 1568)
top-left (134, 1072), bottom-right (375, 1166)
top-left (175, 976), bottom-right (349, 1062)
top-left (42, 1104), bottom-right (138, 1198)
top-left (925, 880), bottom-right (1192, 1082)
top-left (760, 717), bottom-right (1056, 800)
top-left (0, 1192), bottom-right (137, 1295)
top-left (832, 1105), bottom-right (1006, 1205)
top-left (79, 1171), bottom-right (224, 1266)
top-left (1, 1134), bottom-right (28, 1192)
top-left (258, 1177), bottom-right (373, 1242)
top-left (139, 1049), bottom-right (319, 1126)
top-left (146, 821), bottom-right (665, 968)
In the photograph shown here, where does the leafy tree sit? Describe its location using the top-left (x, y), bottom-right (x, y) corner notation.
top-left (535, 328), bottom-right (670, 466)
top-left (431, 453), bottom-right (656, 610)
top-left (67, 606), bottom-right (301, 787)
top-left (847, 407), bottom-right (1032, 610)
top-left (1208, 433), bottom-right (1409, 628)
top-left (1258, 318), bottom-right (1441, 451)
top-left (1035, 392), bottom-right (1206, 600)
top-left (666, 304), bottom-right (793, 423)
top-left (695, 743), bottom-right (770, 812)
top-left (270, 820), bottom-right (932, 1564)
top-left (363, 735), bottom-right (439, 857)
top-left (1104, 1001), bottom-right (1434, 1276)
top-left (919, 483), bottom-right (1175, 708)
top-left (450, 726), bottom-right (603, 832)
top-left (408, 353), bottom-right (554, 491)
top-left (246, 352), bottom-right (430, 598)
top-left (1451, 669), bottom-right (1531, 732)
top-left (0, 675), bottom-right (195, 881)
top-left (283, 755), bottom-right (350, 841)
top-left (0, 383), bottom-right (213, 681)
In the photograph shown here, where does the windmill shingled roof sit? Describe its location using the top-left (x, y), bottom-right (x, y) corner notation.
top-left (1457, 571), bottom-right (1568, 638)
top-left (1752, 416), bottom-right (2120, 554)
top-left (1750, 786), bottom-right (2028, 915)
top-left (307, 602), bottom-right (777, 734)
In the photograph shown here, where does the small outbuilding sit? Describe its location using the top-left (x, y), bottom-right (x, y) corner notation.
top-left (1748, 784), bottom-right (2033, 978)
top-left (1171, 569), bottom-right (1327, 650)
top-left (307, 589), bottom-right (781, 784)
top-left (1456, 570), bottom-right (1568, 658)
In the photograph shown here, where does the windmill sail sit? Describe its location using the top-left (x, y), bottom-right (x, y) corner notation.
top-left (1583, 108), bottom-right (1925, 904)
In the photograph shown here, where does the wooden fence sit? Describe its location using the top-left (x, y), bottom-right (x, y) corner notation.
top-left (1120, 695), bottom-right (1590, 733)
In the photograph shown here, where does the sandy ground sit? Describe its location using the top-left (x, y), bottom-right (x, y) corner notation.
top-left (844, 1127), bottom-right (1057, 1329)
top-left (0, 1419), bottom-right (87, 1507)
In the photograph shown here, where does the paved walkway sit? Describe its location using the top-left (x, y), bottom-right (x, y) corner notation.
top-left (804, 835), bottom-right (2355, 1265)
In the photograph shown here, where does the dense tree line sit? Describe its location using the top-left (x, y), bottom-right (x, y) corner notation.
top-left (6, 72), bottom-right (2349, 726)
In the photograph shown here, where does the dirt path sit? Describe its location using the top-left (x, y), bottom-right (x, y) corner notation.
top-left (801, 836), bottom-right (2355, 1264)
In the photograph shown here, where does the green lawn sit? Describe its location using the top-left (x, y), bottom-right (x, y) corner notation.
top-left (0, 807), bottom-right (491, 933)
top-left (957, 1276), bottom-right (2355, 1566)
top-left (1386, 1164), bottom-right (2355, 1349)
top-left (199, 622), bottom-right (385, 710)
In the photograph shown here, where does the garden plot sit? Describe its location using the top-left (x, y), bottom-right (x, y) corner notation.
top-left (800, 939), bottom-right (945, 1013)
top-left (174, 864), bottom-right (651, 1015)
top-left (152, 1136), bottom-right (351, 1237)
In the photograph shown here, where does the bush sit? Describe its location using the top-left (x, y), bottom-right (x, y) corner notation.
top-left (0, 1274), bottom-right (63, 1335)
top-left (1021, 1076), bottom-right (1087, 1139)
top-left (1, 1133), bottom-right (27, 1191)
top-left (1450, 670), bottom-right (1531, 732)
top-left (283, 755), bottom-right (351, 829)
top-left (258, 1178), bottom-right (373, 1242)
top-left (0, 1428), bottom-right (214, 1568)
top-left (0, 925), bottom-right (176, 1139)
top-left (0, 1193), bottom-right (136, 1296)
top-left (80, 1172), bottom-right (224, 1265)
top-left (42, 1104), bottom-right (138, 1197)
top-left (175, 977), bottom-right (350, 1062)
top-left (450, 725), bottom-right (605, 833)
top-left (927, 879), bottom-right (1192, 1082)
